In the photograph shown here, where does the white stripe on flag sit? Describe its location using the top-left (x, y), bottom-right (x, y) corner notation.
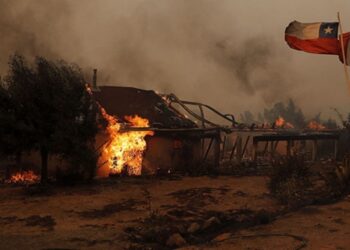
top-left (286, 21), bottom-right (321, 40)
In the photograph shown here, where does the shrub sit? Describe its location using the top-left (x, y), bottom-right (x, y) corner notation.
top-left (269, 156), bottom-right (310, 207)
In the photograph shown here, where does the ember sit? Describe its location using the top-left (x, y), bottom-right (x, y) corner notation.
top-left (100, 108), bottom-right (154, 176)
top-left (6, 171), bottom-right (39, 185)
top-left (307, 120), bottom-right (326, 130)
top-left (85, 84), bottom-right (93, 95)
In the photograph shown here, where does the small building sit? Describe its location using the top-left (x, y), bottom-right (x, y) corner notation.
top-left (93, 85), bottom-right (205, 175)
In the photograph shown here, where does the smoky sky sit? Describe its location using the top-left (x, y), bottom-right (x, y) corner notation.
top-left (1, 0), bottom-right (350, 120)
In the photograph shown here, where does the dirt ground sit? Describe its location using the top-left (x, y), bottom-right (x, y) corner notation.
top-left (198, 196), bottom-right (350, 250)
top-left (0, 175), bottom-right (349, 250)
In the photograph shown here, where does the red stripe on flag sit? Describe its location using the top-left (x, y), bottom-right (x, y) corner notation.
top-left (338, 32), bottom-right (350, 65)
top-left (285, 35), bottom-right (340, 54)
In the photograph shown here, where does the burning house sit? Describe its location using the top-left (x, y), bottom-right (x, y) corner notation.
top-left (93, 85), bottom-right (205, 176)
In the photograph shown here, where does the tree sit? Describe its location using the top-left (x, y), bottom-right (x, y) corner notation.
top-left (323, 118), bottom-right (338, 129)
top-left (240, 110), bottom-right (255, 124)
top-left (5, 55), bottom-right (102, 183)
top-left (0, 81), bottom-right (17, 156)
top-left (262, 99), bottom-right (306, 128)
top-left (0, 76), bottom-right (34, 162)
top-left (285, 99), bottom-right (306, 128)
top-left (257, 112), bottom-right (264, 123)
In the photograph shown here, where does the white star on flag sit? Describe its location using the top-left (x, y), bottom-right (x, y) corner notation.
top-left (324, 26), bottom-right (333, 34)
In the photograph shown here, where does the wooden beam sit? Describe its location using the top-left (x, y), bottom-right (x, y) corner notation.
top-left (253, 133), bottom-right (339, 143)
top-left (213, 133), bottom-right (221, 170)
top-left (230, 136), bottom-right (239, 161)
top-left (203, 138), bottom-right (213, 161)
top-left (236, 136), bottom-right (243, 163)
top-left (221, 135), bottom-right (227, 160)
top-left (241, 135), bottom-right (251, 159)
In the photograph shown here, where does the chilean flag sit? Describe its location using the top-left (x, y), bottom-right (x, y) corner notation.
top-left (285, 21), bottom-right (340, 54)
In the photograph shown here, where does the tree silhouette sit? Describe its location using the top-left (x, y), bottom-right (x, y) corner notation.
top-left (4, 55), bottom-right (102, 183)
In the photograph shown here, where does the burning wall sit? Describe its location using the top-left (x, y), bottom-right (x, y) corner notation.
top-left (97, 108), bottom-right (154, 176)
top-left (93, 86), bottom-right (200, 177)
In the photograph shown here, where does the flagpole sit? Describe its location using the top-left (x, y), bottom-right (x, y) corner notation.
top-left (337, 12), bottom-right (350, 94)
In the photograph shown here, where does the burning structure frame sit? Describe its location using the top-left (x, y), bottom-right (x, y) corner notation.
top-left (89, 69), bottom-right (342, 175)
top-left (112, 89), bottom-right (341, 172)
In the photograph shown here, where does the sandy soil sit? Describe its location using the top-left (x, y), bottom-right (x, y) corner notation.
top-left (199, 197), bottom-right (350, 250)
top-left (0, 176), bottom-right (277, 250)
top-left (0, 175), bottom-right (349, 250)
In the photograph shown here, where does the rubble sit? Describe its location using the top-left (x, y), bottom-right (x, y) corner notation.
top-left (166, 233), bottom-right (187, 247)
top-left (202, 216), bottom-right (221, 230)
top-left (187, 222), bottom-right (200, 234)
top-left (211, 232), bottom-right (232, 242)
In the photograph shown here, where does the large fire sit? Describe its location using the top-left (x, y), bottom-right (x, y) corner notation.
top-left (307, 120), bottom-right (326, 130)
top-left (100, 108), bottom-right (154, 176)
top-left (6, 171), bottom-right (39, 185)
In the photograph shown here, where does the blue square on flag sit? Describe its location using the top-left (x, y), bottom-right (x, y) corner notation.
top-left (319, 22), bottom-right (339, 38)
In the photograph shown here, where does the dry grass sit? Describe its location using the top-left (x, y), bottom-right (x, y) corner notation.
top-left (269, 156), bottom-right (310, 207)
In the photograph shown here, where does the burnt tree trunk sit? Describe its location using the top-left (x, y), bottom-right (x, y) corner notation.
top-left (40, 146), bottom-right (48, 184)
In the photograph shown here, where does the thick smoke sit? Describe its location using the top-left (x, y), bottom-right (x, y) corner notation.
top-left (1, 0), bottom-right (347, 119)
top-left (0, 0), bottom-right (72, 67)
top-left (211, 35), bottom-right (293, 103)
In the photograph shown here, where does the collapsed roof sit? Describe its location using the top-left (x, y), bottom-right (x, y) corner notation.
top-left (93, 86), bottom-right (196, 129)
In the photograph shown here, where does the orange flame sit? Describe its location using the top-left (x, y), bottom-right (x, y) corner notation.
top-left (274, 116), bottom-right (294, 128)
top-left (308, 121), bottom-right (326, 130)
top-left (6, 171), bottom-right (39, 184)
top-left (99, 108), bottom-right (154, 176)
top-left (275, 117), bottom-right (285, 127)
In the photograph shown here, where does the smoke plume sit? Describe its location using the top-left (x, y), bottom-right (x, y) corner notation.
top-left (1, 0), bottom-right (349, 119)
